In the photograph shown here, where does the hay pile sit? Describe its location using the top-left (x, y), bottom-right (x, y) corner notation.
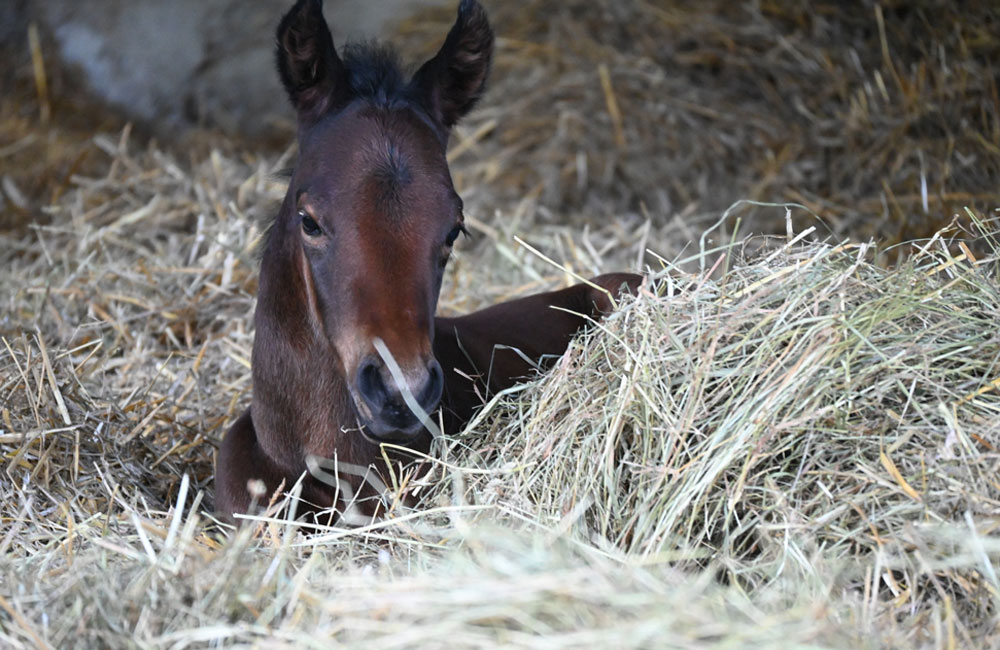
top-left (2, 129), bottom-right (999, 647)
top-left (458, 230), bottom-right (1000, 619)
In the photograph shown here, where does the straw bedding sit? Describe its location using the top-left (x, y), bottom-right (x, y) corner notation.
top-left (398, 0), bottom-right (1000, 251)
top-left (2, 1), bottom-right (1000, 648)
top-left (2, 128), bottom-right (998, 647)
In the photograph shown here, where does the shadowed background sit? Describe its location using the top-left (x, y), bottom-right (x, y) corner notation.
top-left (3, 0), bottom-right (999, 246)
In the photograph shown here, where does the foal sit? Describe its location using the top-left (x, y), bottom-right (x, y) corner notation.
top-left (216, 0), bottom-right (641, 524)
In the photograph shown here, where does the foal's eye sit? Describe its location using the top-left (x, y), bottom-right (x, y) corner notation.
top-left (299, 211), bottom-right (322, 237)
top-left (445, 224), bottom-right (468, 247)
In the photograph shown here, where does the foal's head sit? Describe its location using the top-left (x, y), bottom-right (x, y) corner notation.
top-left (268, 0), bottom-right (493, 442)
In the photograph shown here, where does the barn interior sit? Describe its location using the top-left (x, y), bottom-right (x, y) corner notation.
top-left (1, 1), bottom-right (999, 646)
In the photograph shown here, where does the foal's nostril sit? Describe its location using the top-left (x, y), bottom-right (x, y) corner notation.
top-left (357, 356), bottom-right (389, 408)
top-left (419, 359), bottom-right (444, 411)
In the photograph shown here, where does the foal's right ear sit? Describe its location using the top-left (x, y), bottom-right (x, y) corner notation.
top-left (276, 0), bottom-right (348, 124)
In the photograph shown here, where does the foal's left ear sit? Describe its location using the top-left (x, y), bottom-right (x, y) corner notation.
top-left (276, 0), bottom-right (348, 124)
top-left (411, 0), bottom-right (494, 130)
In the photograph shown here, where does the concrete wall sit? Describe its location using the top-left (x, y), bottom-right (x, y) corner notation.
top-left (28, 0), bottom-right (445, 139)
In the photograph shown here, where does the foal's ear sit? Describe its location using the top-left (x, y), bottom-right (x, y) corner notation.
top-left (276, 0), bottom-right (347, 123)
top-left (411, 0), bottom-right (494, 129)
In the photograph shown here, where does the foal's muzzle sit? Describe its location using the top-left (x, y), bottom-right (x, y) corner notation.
top-left (355, 355), bottom-right (444, 442)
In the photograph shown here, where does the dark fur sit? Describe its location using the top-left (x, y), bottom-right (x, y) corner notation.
top-left (215, 0), bottom-right (642, 525)
top-left (341, 42), bottom-right (408, 105)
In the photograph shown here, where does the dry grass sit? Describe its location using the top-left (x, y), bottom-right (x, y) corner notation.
top-left (3, 1), bottom-right (1000, 647)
